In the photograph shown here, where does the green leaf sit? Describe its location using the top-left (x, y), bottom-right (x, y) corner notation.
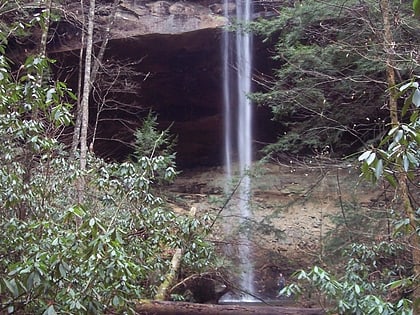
top-left (401, 96), bottom-right (411, 118)
top-left (414, 0), bottom-right (420, 17)
top-left (69, 205), bottom-right (86, 217)
top-left (27, 272), bottom-right (35, 290)
top-left (387, 126), bottom-right (399, 136)
top-left (399, 81), bottom-right (418, 91)
top-left (394, 218), bottom-right (410, 233)
top-left (394, 129), bottom-right (403, 143)
top-left (386, 279), bottom-right (405, 290)
top-left (46, 88), bottom-right (55, 103)
top-left (59, 263), bottom-right (68, 278)
top-left (403, 155), bottom-right (409, 172)
top-left (366, 152), bottom-right (376, 166)
top-left (112, 295), bottom-right (120, 306)
top-left (375, 159), bottom-right (383, 180)
top-left (358, 150), bottom-right (372, 161)
top-left (3, 278), bottom-right (19, 298)
top-left (42, 305), bottom-right (57, 315)
top-left (413, 89), bottom-right (420, 107)
top-left (406, 151), bottom-right (418, 166)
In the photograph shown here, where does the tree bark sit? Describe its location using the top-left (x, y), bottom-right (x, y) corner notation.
top-left (135, 301), bottom-right (324, 315)
top-left (155, 248), bottom-right (183, 300)
top-left (90, 0), bottom-right (119, 83)
top-left (70, 0), bottom-right (86, 158)
top-left (380, 0), bottom-right (420, 310)
top-left (380, 0), bottom-right (398, 127)
top-left (89, 0), bottom-right (120, 149)
top-left (33, 0), bottom-right (52, 119)
top-left (78, 0), bottom-right (95, 203)
top-left (155, 207), bottom-right (197, 300)
top-left (38, 0), bottom-right (52, 59)
top-left (72, 0), bottom-right (120, 155)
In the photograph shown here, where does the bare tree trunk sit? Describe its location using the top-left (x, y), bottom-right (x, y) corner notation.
top-left (38, 0), bottom-right (52, 59)
top-left (71, 0), bottom-right (120, 154)
top-left (71, 0), bottom-right (86, 157)
top-left (78, 0), bottom-right (95, 203)
top-left (380, 0), bottom-right (398, 127)
top-left (90, 0), bottom-right (119, 82)
top-left (381, 0), bottom-right (420, 309)
top-left (33, 0), bottom-right (52, 120)
top-left (89, 0), bottom-right (120, 150)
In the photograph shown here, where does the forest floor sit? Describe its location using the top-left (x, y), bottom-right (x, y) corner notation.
top-left (166, 156), bottom-right (383, 308)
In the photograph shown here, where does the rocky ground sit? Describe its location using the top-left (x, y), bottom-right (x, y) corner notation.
top-left (167, 157), bottom-right (382, 304)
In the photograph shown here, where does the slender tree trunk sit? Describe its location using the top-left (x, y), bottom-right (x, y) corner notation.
top-left (38, 0), bottom-right (52, 59)
top-left (89, 0), bottom-right (120, 150)
top-left (90, 0), bottom-right (119, 82)
top-left (78, 0), bottom-right (95, 203)
top-left (72, 0), bottom-right (119, 155)
top-left (33, 0), bottom-right (52, 119)
top-left (71, 0), bottom-right (86, 157)
top-left (380, 0), bottom-right (420, 309)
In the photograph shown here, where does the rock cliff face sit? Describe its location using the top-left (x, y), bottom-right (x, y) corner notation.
top-left (48, 0), bottom-right (279, 167)
top-left (114, 0), bottom-right (226, 36)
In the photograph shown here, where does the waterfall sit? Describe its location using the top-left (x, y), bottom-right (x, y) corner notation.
top-left (223, 0), bottom-right (255, 299)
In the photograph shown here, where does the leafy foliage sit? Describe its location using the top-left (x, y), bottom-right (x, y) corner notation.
top-left (414, 0), bottom-right (420, 17)
top-left (0, 47), bottom-right (74, 219)
top-left (254, 1), bottom-right (420, 312)
top-left (252, 0), bottom-right (420, 157)
top-left (282, 243), bottom-right (412, 314)
top-left (357, 74), bottom-right (420, 311)
top-left (359, 79), bottom-right (420, 184)
top-left (0, 198), bottom-right (215, 314)
top-left (0, 28), bottom-right (216, 315)
top-left (325, 199), bottom-right (390, 256)
top-left (1, 209), bottom-right (144, 314)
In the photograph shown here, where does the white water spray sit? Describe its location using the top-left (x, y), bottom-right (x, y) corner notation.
top-left (223, 0), bottom-right (255, 298)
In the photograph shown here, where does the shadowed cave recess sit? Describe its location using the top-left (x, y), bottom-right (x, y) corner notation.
top-left (47, 10), bottom-right (279, 169)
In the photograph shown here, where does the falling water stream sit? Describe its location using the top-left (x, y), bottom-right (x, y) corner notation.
top-left (223, 0), bottom-right (255, 300)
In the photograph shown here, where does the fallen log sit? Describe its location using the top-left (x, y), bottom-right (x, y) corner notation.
top-left (154, 248), bottom-right (183, 300)
top-left (155, 207), bottom-right (196, 300)
top-left (135, 300), bottom-right (325, 315)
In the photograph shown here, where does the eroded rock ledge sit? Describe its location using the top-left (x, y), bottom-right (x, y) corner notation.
top-left (114, 0), bottom-right (227, 36)
top-left (43, 0), bottom-right (278, 167)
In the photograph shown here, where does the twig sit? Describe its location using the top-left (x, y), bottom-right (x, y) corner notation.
top-left (207, 176), bottom-right (244, 232)
top-left (336, 169), bottom-right (353, 242)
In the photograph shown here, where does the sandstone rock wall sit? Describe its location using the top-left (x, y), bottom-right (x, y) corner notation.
top-left (45, 0), bottom-right (279, 167)
top-left (113, 0), bottom-right (227, 37)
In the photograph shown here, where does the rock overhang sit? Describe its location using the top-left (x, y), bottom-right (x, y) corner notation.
top-left (45, 0), bottom-right (279, 167)
top-left (112, 0), bottom-right (227, 37)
